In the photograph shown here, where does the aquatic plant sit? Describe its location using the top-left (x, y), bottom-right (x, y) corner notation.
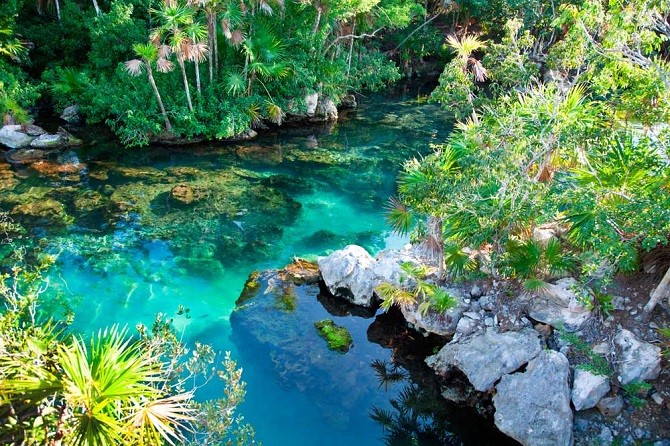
top-left (314, 319), bottom-right (353, 353)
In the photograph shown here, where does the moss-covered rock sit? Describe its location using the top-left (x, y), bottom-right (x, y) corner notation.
top-left (11, 198), bottom-right (73, 227)
top-left (237, 270), bottom-right (261, 305)
top-left (314, 319), bottom-right (353, 353)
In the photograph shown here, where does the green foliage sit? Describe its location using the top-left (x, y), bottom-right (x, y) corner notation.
top-left (559, 331), bottom-right (612, 377)
top-left (0, 263), bottom-right (254, 445)
top-left (622, 381), bottom-right (652, 409)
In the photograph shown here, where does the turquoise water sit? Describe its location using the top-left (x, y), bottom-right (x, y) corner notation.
top-left (0, 92), bottom-right (511, 444)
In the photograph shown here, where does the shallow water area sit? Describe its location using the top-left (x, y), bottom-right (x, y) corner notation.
top-left (0, 92), bottom-right (510, 445)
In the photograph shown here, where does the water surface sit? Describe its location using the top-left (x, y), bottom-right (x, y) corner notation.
top-left (0, 93), bottom-right (510, 445)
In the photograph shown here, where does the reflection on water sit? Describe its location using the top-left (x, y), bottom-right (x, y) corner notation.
top-left (0, 93), bottom-right (508, 444)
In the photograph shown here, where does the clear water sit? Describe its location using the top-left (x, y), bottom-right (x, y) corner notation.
top-left (0, 91), bottom-right (511, 445)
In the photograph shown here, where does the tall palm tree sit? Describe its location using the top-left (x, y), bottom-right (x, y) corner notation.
top-left (1, 326), bottom-right (193, 445)
top-left (184, 21), bottom-right (208, 95)
top-left (151, 2), bottom-right (198, 112)
top-left (125, 43), bottom-right (174, 132)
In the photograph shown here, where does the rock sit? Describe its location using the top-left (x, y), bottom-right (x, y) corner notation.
top-left (470, 284), bottom-right (482, 298)
top-left (6, 148), bottom-right (52, 165)
top-left (223, 128), bottom-right (257, 141)
top-left (60, 104), bottom-right (81, 124)
top-left (305, 92), bottom-right (319, 116)
top-left (614, 329), bottom-right (661, 384)
top-left (30, 133), bottom-right (63, 149)
top-left (521, 277), bottom-right (592, 331)
top-left (532, 223), bottom-right (563, 246)
top-left (597, 396), bottom-right (624, 417)
top-left (339, 94), bottom-right (357, 109)
top-left (279, 258), bottom-right (320, 285)
top-left (651, 393), bottom-right (664, 405)
top-left (493, 350), bottom-right (573, 446)
top-left (455, 316), bottom-right (479, 335)
top-left (572, 369), bottom-right (611, 411)
top-left (0, 125), bottom-right (42, 149)
top-left (314, 319), bottom-right (353, 352)
top-left (170, 184), bottom-right (198, 205)
top-left (401, 290), bottom-right (467, 337)
top-left (318, 245), bottom-right (378, 306)
top-left (315, 96), bottom-right (338, 121)
top-left (10, 199), bottom-right (73, 226)
top-left (426, 328), bottom-right (542, 392)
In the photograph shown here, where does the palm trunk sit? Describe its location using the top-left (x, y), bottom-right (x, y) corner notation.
top-left (213, 13), bottom-right (219, 74)
top-left (208, 13), bottom-right (214, 83)
top-left (643, 265), bottom-right (670, 316)
top-left (146, 64), bottom-right (172, 132)
top-left (427, 216), bottom-right (445, 280)
top-left (91, 0), bottom-right (101, 15)
top-left (177, 54), bottom-right (194, 112)
top-left (195, 59), bottom-right (202, 95)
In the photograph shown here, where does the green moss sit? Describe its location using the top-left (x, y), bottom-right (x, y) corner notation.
top-left (314, 319), bottom-right (353, 353)
top-left (275, 284), bottom-right (297, 312)
top-left (237, 271), bottom-right (261, 305)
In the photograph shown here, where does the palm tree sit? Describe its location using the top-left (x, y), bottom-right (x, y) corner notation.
top-left (125, 43), bottom-right (174, 132)
top-left (151, 2), bottom-right (198, 112)
top-left (1, 326), bottom-right (193, 445)
top-left (184, 21), bottom-right (208, 95)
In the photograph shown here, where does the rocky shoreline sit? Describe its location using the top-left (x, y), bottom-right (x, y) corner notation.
top-left (239, 244), bottom-right (670, 446)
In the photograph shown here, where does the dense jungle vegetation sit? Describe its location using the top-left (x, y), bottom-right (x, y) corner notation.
top-left (2, 0), bottom-right (670, 444)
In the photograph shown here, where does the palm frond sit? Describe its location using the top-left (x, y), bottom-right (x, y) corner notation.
top-left (386, 197), bottom-right (412, 235)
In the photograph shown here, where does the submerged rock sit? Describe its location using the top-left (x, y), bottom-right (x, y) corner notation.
top-left (572, 369), bottom-right (610, 411)
top-left (493, 350), bottom-right (573, 446)
top-left (5, 148), bottom-right (52, 165)
top-left (614, 329), bottom-right (661, 384)
top-left (170, 184), bottom-right (199, 205)
top-left (314, 319), bottom-right (353, 352)
top-left (10, 198), bottom-right (73, 227)
top-left (427, 328), bottom-right (542, 392)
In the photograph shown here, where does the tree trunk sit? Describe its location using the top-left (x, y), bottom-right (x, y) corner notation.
top-left (195, 59), bottom-right (202, 95)
top-left (425, 215), bottom-right (445, 280)
top-left (643, 265), bottom-right (670, 316)
top-left (346, 22), bottom-right (355, 77)
top-left (55, 0), bottom-right (61, 21)
top-left (312, 6), bottom-right (322, 35)
top-left (146, 64), bottom-right (172, 132)
top-left (208, 13), bottom-right (214, 83)
top-left (214, 13), bottom-right (219, 74)
top-left (177, 54), bottom-right (194, 112)
top-left (91, 0), bottom-right (101, 15)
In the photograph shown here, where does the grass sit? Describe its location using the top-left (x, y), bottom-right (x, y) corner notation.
top-left (314, 319), bottom-right (353, 353)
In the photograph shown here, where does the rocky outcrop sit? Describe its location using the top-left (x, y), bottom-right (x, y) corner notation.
top-left (318, 244), bottom-right (425, 307)
top-left (614, 329), bottom-right (661, 384)
top-left (318, 245), bottom-right (378, 306)
top-left (60, 105), bottom-right (81, 124)
top-left (339, 94), bottom-right (357, 109)
top-left (305, 92), bottom-right (319, 116)
top-left (401, 291), bottom-right (468, 337)
top-left (0, 125), bottom-right (44, 149)
top-left (30, 128), bottom-right (82, 149)
top-left (493, 350), bottom-right (573, 446)
top-left (520, 277), bottom-right (591, 331)
top-left (426, 328), bottom-right (542, 391)
top-left (572, 369), bottom-right (610, 411)
top-left (315, 97), bottom-right (338, 121)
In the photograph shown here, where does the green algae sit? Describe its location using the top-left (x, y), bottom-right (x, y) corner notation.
top-left (314, 319), bottom-right (353, 353)
top-left (237, 270), bottom-right (261, 305)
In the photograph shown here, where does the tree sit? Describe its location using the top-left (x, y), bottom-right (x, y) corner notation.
top-left (125, 43), bottom-right (174, 132)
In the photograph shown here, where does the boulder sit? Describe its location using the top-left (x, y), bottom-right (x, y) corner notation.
top-left (614, 329), bottom-right (661, 384)
top-left (171, 184), bottom-right (198, 205)
top-left (315, 97), bottom-right (338, 121)
top-left (29, 128), bottom-right (81, 149)
top-left (6, 148), bottom-right (52, 165)
top-left (596, 396), bottom-right (624, 417)
top-left (305, 92), bottom-right (319, 116)
top-left (493, 350), bottom-right (573, 446)
top-left (339, 94), bottom-right (357, 109)
top-left (401, 290), bottom-right (468, 337)
top-left (318, 245), bottom-right (378, 306)
top-left (521, 277), bottom-right (591, 331)
top-left (426, 328), bottom-right (542, 391)
top-left (0, 125), bottom-right (41, 149)
top-left (572, 369), bottom-right (611, 411)
top-left (60, 105), bottom-right (81, 124)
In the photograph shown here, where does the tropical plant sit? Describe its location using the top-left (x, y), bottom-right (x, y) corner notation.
top-left (125, 43), bottom-right (174, 132)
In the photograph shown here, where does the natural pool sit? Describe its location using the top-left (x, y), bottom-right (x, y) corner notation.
top-left (0, 92), bottom-right (513, 445)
